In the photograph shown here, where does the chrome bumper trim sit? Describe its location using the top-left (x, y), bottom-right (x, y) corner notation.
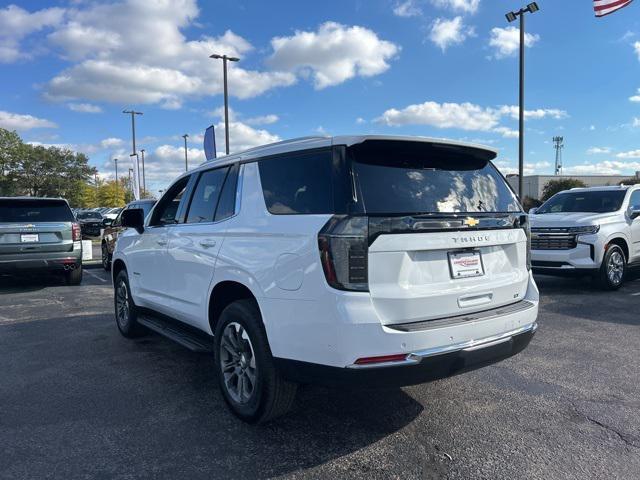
top-left (347, 322), bottom-right (538, 369)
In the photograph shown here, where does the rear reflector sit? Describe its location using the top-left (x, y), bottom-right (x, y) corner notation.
top-left (354, 353), bottom-right (408, 365)
top-left (72, 222), bottom-right (81, 241)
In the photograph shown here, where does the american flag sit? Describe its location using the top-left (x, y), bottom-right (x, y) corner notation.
top-left (594, 0), bottom-right (634, 17)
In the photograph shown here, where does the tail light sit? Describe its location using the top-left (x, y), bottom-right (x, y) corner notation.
top-left (318, 215), bottom-right (369, 291)
top-left (72, 222), bottom-right (81, 241)
top-left (521, 215), bottom-right (531, 270)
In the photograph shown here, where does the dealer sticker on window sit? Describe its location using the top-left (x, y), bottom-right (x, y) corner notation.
top-left (448, 250), bottom-right (484, 279)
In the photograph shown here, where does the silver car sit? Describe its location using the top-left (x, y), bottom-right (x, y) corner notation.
top-left (0, 197), bottom-right (83, 285)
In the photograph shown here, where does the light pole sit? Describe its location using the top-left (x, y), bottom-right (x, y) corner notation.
top-left (209, 53), bottom-right (239, 155)
top-left (114, 158), bottom-right (118, 200)
top-left (123, 109), bottom-right (143, 155)
top-left (94, 173), bottom-right (99, 206)
top-left (182, 134), bottom-right (189, 171)
top-left (506, 2), bottom-right (539, 200)
top-left (128, 168), bottom-right (133, 199)
top-left (140, 149), bottom-right (146, 194)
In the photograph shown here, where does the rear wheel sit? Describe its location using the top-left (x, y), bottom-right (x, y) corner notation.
top-left (114, 270), bottom-right (145, 337)
top-left (214, 300), bottom-right (297, 423)
top-left (64, 265), bottom-right (82, 285)
top-left (101, 243), bottom-right (111, 271)
top-left (598, 245), bottom-right (626, 290)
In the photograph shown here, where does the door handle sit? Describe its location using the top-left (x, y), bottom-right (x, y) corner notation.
top-left (199, 239), bottom-right (217, 248)
top-left (156, 239), bottom-right (168, 246)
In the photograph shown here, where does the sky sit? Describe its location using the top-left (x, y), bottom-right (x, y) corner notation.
top-left (1, 0), bottom-right (640, 196)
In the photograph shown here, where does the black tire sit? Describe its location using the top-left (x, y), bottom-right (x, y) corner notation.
top-left (64, 265), bottom-right (82, 285)
top-left (597, 245), bottom-right (626, 290)
top-left (114, 270), bottom-right (145, 338)
top-left (101, 243), bottom-right (111, 271)
top-left (214, 299), bottom-right (297, 424)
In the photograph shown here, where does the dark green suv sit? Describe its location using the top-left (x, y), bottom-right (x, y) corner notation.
top-left (0, 197), bottom-right (83, 285)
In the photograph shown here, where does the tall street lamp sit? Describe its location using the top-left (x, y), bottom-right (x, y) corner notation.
top-left (209, 53), bottom-right (239, 155)
top-left (114, 158), bottom-right (118, 200)
top-left (182, 134), bottom-right (189, 171)
top-left (130, 153), bottom-right (140, 199)
top-left (140, 149), bottom-right (146, 194)
top-left (128, 168), bottom-right (133, 199)
top-left (505, 2), bottom-right (539, 200)
top-left (122, 109), bottom-right (143, 155)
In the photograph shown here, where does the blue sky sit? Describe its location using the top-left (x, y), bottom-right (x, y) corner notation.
top-left (1, 0), bottom-right (640, 195)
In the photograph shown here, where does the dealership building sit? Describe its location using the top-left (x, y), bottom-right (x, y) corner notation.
top-left (506, 174), bottom-right (640, 200)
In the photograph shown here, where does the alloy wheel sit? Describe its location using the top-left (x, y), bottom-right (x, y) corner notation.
top-left (607, 250), bottom-right (624, 286)
top-left (220, 322), bottom-right (257, 404)
top-left (102, 245), bottom-right (109, 269)
top-left (115, 280), bottom-right (130, 328)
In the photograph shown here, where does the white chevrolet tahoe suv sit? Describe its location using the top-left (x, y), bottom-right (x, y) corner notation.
top-left (529, 185), bottom-right (640, 289)
top-left (112, 135), bottom-right (539, 423)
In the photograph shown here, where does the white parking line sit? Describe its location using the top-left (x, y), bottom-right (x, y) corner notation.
top-left (84, 269), bottom-right (108, 283)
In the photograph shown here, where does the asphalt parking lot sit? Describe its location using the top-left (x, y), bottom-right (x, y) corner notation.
top-left (1, 267), bottom-right (639, 480)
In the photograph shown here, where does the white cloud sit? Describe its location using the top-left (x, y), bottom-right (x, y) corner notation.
top-left (616, 150), bottom-right (640, 159)
top-left (356, 117), bottom-right (366, 124)
top-left (0, 4), bottom-right (64, 62)
top-left (563, 161), bottom-right (640, 175)
top-left (587, 147), bottom-right (611, 155)
top-left (268, 22), bottom-right (399, 89)
top-left (494, 160), bottom-right (551, 176)
top-left (100, 137), bottom-right (124, 149)
top-left (431, 0), bottom-right (480, 14)
top-left (489, 26), bottom-right (540, 59)
top-left (429, 17), bottom-right (475, 51)
top-left (43, 1), bottom-right (295, 106)
top-left (634, 41), bottom-right (640, 60)
top-left (393, 1), bottom-right (422, 17)
top-left (377, 101), bottom-right (499, 130)
top-left (0, 110), bottom-right (57, 130)
top-left (68, 102), bottom-right (102, 113)
top-left (498, 105), bottom-right (568, 120)
top-left (633, 117), bottom-right (640, 128)
top-left (376, 100), bottom-right (566, 135)
top-left (244, 114), bottom-right (279, 126)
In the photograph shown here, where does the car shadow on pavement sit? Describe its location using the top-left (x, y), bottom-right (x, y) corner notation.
top-left (0, 314), bottom-right (426, 479)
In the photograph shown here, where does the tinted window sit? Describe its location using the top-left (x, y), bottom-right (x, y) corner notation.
top-left (77, 211), bottom-right (103, 220)
top-left (138, 201), bottom-right (155, 218)
top-left (537, 190), bottom-right (626, 214)
top-left (629, 190), bottom-right (640, 210)
top-left (259, 151), bottom-right (333, 214)
top-left (0, 199), bottom-right (74, 223)
top-left (186, 167), bottom-right (229, 224)
top-left (350, 141), bottom-right (520, 214)
top-left (215, 164), bottom-right (239, 222)
top-left (150, 177), bottom-right (189, 226)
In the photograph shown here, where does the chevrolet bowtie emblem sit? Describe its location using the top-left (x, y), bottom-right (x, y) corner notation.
top-left (464, 217), bottom-right (480, 227)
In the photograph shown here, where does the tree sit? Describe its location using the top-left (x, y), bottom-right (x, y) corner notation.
top-left (522, 196), bottom-right (542, 212)
top-left (541, 178), bottom-right (587, 201)
top-left (0, 128), bottom-right (22, 196)
top-left (619, 177), bottom-right (640, 186)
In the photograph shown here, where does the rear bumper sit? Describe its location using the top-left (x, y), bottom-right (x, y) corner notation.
top-left (0, 254), bottom-right (82, 273)
top-left (275, 323), bottom-right (536, 388)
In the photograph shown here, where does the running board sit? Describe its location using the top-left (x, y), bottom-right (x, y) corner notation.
top-left (138, 312), bottom-right (214, 353)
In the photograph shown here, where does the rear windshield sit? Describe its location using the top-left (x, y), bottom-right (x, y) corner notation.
top-left (77, 211), bottom-right (102, 220)
top-left (0, 199), bottom-right (74, 223)
top-left (350, 141), bottom-right (520, 215)
top-left (537, 190), bottom-right (626, 214)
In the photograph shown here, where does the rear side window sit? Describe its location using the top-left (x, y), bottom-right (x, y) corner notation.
top-left (186, 167), bottom-right (229, 224)
top-left (0, 199), bottom-right (74, 223)
top-left (215, 164), bottom-right (239, 222)
top-left (350, 141), bottom-right (520, 214)
top-left (259, 151), bottom-right (333, 214)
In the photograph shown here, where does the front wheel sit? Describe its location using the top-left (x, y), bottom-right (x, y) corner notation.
top-left (102, 243), bottom-right (111, 271)
top-left (114, 270), bottom-right (145, 337)
top-left (598, 245), bottom-right (626, 290)
top-left (214, 300), bottom-right (297, 423)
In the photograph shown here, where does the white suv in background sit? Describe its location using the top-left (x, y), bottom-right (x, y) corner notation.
top-left (112, 135), bottom-right (539, 423)
top-left (529, 185), bottom-right (640, 289)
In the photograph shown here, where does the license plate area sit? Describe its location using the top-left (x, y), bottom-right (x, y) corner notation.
top-left (448, 250), bottom-right (484, 279)
top-left (21, 233), bottom-right (39, 243)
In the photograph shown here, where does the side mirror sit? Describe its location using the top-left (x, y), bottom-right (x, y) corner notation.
top-left (529, 207), bottom-right (538, 215)
top-left (103, 218), bottom-right (112, 226)
top-left (630, 208), bottom-right (640, 220)
top-left (121, 208), bottom-right (145, 233)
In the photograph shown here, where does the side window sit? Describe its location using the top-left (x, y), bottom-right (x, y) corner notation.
top-left (113, 207), bottom-right (126, 227)
top-left (185, 167), bottom-right (229, 224)
top-left (629, 191), bottom-right (640, 210)
top-left (258, 151), bottom-right (333, 214)
top-left (150, 177), bottom-right (190, 226)
top-left (215, 164), bottom-right (239, 222)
